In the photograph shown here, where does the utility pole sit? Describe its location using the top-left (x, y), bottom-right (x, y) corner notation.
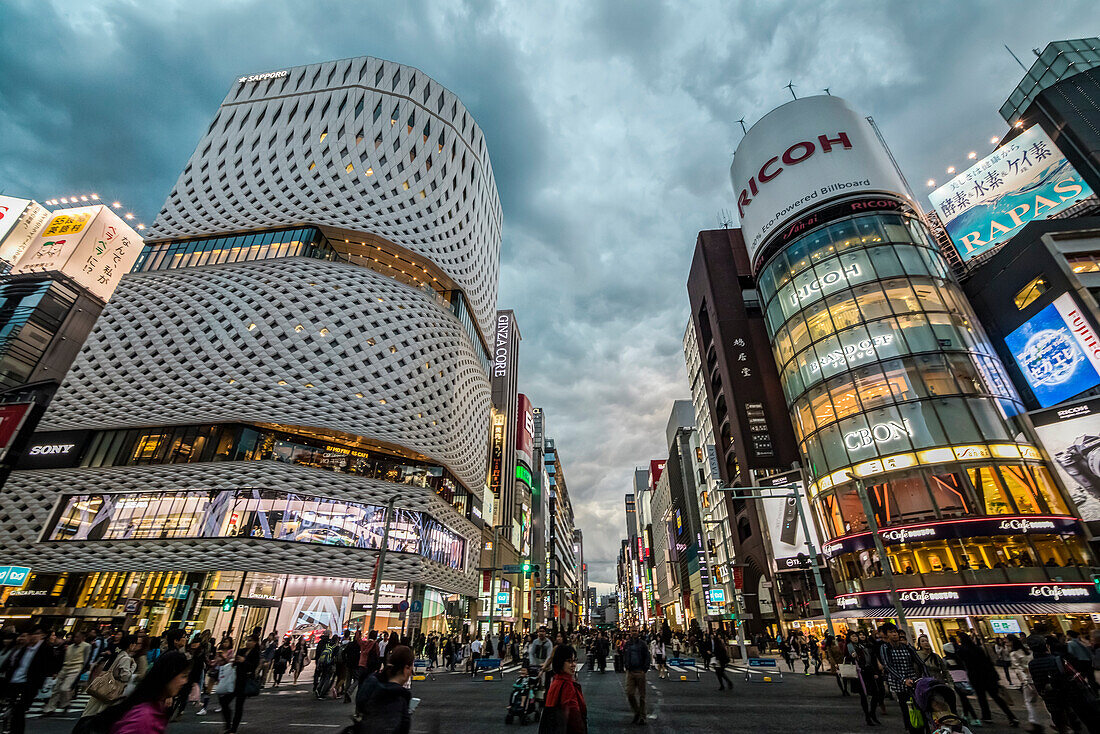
top-left (368, 496), bottom-right (397, 633)
top-left (846, 472), bottom-right (909, 636)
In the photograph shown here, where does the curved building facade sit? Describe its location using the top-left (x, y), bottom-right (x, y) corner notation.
top-left (732, 96), bottom-right (1099, 638)
top-left (0, 57), bottom-right (501, 637)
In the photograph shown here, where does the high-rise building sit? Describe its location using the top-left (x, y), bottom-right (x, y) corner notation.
top-left (0, 57), bottom-right (502, 637)
top-left (545, 439), bottom-right (577, 629)
top-left (730, 94), bottom-right (1098, 638)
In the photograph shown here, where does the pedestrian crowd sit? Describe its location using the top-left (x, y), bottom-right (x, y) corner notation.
top-left (773, 622), bottom-right (1100, 734)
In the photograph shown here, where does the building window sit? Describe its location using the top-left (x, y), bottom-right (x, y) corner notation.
top-left (1013, 276), bottom-right (1048, 310)
top-left (1066, 253), bottom-right (1100, 274)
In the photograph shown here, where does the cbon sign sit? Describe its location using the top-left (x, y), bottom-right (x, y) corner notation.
top-left (730, 95), bottom-right (912, 271)
top-left (843, 418), bottom-right (913, 450)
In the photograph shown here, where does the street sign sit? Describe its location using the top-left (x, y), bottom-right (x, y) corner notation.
top-left (164, 584), bottom-right (190, 600)
top-left (123, 599), bottom-right (142, 615)
top-left (732, 567), bottom-right (744, 590)
top-left (496, 591), bottom-right (509, 605)
top-left (707, 589), bottom-right (726, 603)
top-left (411, 599), bottom-right (423, 613)
top-left (502, 564), bottom-right (525, 574)
top-left (398, 600), bottom-right (409, 612)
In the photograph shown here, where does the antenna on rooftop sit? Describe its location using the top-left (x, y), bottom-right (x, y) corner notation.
top-left (736, 117), bottom-right (746, 135)
top-left (717, 209), bottom-right (734, 230)
top-left (1004, 44), bottom-right (1028, 72)
top-left (785, 81), bottom-right (797, 100)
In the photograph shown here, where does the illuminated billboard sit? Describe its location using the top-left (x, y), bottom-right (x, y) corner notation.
top-left (1004, 293), bottom-right (1100, 408)
top-left (516, 393), bottom-right (534, 469)
top-left (11, 205), bottom-right (144, 301)
top-left (0, 197), bottom-right (49, 267)
top-left (1030, 396), bottom-right (1100, 523)
top-left (929, 126), bottom-right (1093, 262)
top-left (730, 95), bottom-right (913, 271)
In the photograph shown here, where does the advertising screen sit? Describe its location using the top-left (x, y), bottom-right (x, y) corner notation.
top-left (1004, 293), bottom-right (1100, 407)
top-left (1030, 396), bottom-right (1100, 523)
top-left (730, 95), bottom-right (912, 271)
top-left (757, 469), bottom-right (822, 570)
top-left (928, 126), bottom-right (1094, 262)
top-left (0, 197), bottom-right (49, 268)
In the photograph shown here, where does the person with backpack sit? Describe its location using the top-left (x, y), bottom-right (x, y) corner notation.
top-left (314, 633), bottom-right (337, 699)
top-left (623, 630), bottom-right (652, 725)
top-left (955, 632), bottom-right (1018, 726)
top-left (1029, 636), bottom-right (1100, 734)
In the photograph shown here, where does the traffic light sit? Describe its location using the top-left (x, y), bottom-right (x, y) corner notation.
top-left (222, 596), bottom-right (236, 612)
top-left (522, 560), bottom-right (531, 572)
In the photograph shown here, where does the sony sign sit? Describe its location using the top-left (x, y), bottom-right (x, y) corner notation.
top-left (730, 95), bottom-right (914, 272)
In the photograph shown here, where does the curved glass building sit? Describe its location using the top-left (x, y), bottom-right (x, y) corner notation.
top-left (732, 96), bottom-right (1098, 637)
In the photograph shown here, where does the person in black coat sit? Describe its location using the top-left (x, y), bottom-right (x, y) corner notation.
top-left (357, 645), bottom-right (414, 734)
top-left (1, 627), bottom-right (53, 734)
top-left (955, 632), bottom-right (1018, 726)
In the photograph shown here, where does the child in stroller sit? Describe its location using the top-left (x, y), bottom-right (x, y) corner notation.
top-left (505, 667), bottom-right (542, 725)
top-left (913, 677), bottom-right (974, 734)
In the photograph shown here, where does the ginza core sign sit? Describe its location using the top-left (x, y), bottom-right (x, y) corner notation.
top-left (730, 95), bottom-right (915, 271)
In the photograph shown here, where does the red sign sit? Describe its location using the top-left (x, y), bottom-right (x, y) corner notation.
top-left (0, 404), bottom-right (33, 461)
top-left (732, 567), bottom-right (744, 591)
top-left (515, 394), bottom-right (534, 468)
top-left (483, 571), bottom-right (492, 592)
top-left (649, 460), bottom-right (665, 490)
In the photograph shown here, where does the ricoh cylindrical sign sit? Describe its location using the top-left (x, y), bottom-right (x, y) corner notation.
top-left (730, 95), bottom-right (913, 272)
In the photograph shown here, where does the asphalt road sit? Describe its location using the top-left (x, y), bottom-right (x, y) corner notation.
top-left (32, 658), bottom-right (1026, 733)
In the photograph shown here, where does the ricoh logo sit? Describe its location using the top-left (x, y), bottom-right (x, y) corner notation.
top-left (737, 132), bottom-right (853, 217)
top-left (998, 518), bottom-right (1056, 532)
top-left (1029, 585), bottom-right (1089, 600)
top-left (881, 527), bottom-right (936, 543)
top-left (898, 589), bottom-right (960, 605)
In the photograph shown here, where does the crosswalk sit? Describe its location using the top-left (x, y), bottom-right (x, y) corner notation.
top-left (27, 691), bottom-right (92, 719)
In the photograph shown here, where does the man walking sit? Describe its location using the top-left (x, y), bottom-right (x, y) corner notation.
top-left (1, 627), bottom-right (52, 734)
top-left (42, 630), bottom-right (90, 716)
top-left (877, 623), bottom-right (926, 734)
top-left (624, 630), bottom-right (652, 725)
top-left (594, 632), bottom-right (610, 673)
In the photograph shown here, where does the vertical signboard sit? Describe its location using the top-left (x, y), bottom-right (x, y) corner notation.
top-left (0, 404), bottom-right (34, 462)
top-left (1030, 396), bottom-right (1100, 523)
top-left (11, 205), bottom-right (144, 301)
top-left (488, 415), bottom-right (505, 494)
top-left (929, 126), bottom-right (1094, 262)
top-left (515, 393), bottom-right (534, 469)
top-left (1004, 293), bottom-right (1100, 408)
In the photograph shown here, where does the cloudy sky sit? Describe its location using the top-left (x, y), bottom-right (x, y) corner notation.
top-left (1, 1), bottom-right (1094, 587)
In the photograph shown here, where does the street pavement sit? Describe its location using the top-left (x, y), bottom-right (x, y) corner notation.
top-left (32, 658), bottom-right (1026, 733)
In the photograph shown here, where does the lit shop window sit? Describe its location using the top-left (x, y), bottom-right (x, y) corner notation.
top-left (1066, 253), bottom-right (1100, 273)
top-left (45, 489), bottom-right (467, 570)
top-left (1014, 276), bottom-right (1048, 310)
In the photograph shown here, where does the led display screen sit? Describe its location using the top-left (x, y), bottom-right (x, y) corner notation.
top-left (1004, 293), bottom-right (1100, 407)
top-left (1030, 396), bottom-right (1100, 523)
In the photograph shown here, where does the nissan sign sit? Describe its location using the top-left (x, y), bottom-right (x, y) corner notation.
top-left (730, 95), bottom-right (914, 272)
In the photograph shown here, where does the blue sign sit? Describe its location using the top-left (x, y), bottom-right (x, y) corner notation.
top-left (1005, 294), bottom-right (1100, 407)
top-left (496, 591), bottom-right (509, 605)
top-left (0, 566), bottom-right (30, 586)
top-left (748, 658), bottom-right (778, 668)
top-left (410, 600), bottom-right (423, 613)
top-left (164, 584), bottom-right (191, 600)
top-left (707, 589), bottom-right (726, 603)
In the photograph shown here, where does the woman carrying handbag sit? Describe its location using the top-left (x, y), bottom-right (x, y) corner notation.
top-left (77, 635), bottom-right (141, 723)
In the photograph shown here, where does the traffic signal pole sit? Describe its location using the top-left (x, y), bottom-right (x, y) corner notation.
top-left (368, 496), bottom-right (397, 633)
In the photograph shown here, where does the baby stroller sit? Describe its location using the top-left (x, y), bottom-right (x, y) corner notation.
top-left (505, 668), bottom-right (541, 725)
top-left (913, 677), bottom-right (974, 734)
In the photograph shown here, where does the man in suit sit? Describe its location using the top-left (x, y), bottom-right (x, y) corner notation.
top-left (2, 626), bottom-right (53, 734)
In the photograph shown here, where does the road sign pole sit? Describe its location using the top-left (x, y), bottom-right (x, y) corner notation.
top-left (368, 496), bottom-right (397, 633)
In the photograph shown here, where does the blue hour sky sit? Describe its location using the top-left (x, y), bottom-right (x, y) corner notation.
top-left (0, 0), bottom-right (1095, 586)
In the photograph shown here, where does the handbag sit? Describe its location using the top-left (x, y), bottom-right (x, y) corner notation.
top-left (87, 656), bottom-right (127, 703)
top-left (838, 663), bottom-right (858, 678)
top-left (243, 674), bottom-right (261, 697)
top-left (907, 700), bottom-right (925, 729)
top-left (215, 663), bottom-right (237, 695)
top-left (537, 705), bottom-right (567, 734)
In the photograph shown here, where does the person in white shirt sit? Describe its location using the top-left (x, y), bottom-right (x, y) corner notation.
top-left (651, 638), bottom-right (667, 679)
top-left (42, 631), bottom-right (91, 715)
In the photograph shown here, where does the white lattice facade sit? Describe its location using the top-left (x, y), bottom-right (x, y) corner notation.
top-left (148, 56), bottom-right (502, 337)
top-left (3, 57), bottom-right (502, 604)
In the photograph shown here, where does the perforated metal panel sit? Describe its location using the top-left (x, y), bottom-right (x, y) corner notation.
top-left (41, 257), bottom-right (491, 491)
top-left (147, 57), bottom-right (502, 338)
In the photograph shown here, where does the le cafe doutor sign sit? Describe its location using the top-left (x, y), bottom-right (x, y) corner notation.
top-left (836, 582), bottom-right (1100, 610)
top-left (822, 515), bottom-right (1080, 559)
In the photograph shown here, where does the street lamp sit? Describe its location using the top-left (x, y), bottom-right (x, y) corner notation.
top-left (845, 471), bottom-right (909, 636)
top-left (486, 523), bottom-right (508, 639)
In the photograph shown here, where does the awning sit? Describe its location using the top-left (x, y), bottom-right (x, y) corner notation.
top-left (805, 601), bottom-right (1100, 622)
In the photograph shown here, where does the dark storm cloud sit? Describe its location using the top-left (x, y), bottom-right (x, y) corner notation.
top-left (2, 0), bottom-right (1096, 584)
